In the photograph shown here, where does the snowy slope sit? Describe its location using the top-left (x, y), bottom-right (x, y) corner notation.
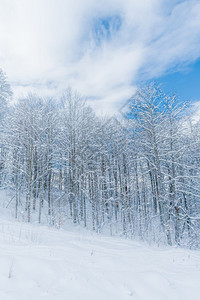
top-left (0, 216), bottom-right (200, 300)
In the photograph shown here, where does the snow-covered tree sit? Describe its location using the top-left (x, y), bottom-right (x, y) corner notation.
top-left (1, 81), bottom-right (199, 248)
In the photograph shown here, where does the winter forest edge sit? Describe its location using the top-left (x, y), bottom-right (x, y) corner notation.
top-left (0, 67), bottom-right (200, 249)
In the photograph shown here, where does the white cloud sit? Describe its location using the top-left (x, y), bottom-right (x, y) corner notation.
top-left (0, 0), bottom-right (200, 114)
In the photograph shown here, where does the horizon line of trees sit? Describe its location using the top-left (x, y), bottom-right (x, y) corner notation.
top-left (0, 68), bottom-right (200, 248)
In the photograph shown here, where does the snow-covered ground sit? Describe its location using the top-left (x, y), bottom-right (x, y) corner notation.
top-left (0, 213), bottom-right (200, 300)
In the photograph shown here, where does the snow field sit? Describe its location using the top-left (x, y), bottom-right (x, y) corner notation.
top-left (0, 218), bottom-right (200, 300)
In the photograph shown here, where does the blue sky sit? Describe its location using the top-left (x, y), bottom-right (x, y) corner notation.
top-left (157, 59), bottom-right (200, 103)
top-left (0, 0), bottom-right (200, 114)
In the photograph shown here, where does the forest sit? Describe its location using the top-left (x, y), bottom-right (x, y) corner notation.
top-left (1, 68), bottom-right (200, 248)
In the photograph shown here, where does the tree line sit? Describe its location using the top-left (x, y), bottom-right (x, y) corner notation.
top-left (0, 68), bottom-right (200, 248)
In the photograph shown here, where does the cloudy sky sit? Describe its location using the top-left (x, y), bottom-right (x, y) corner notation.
top-left (0, 0), bottom-right (200, 113)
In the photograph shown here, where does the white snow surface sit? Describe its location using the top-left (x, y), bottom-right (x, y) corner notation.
top-left (0, 215), bottom-right (200, 299)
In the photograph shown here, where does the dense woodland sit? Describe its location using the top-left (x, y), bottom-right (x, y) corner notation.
top-left (0, 68), bottom-right (200, 248)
